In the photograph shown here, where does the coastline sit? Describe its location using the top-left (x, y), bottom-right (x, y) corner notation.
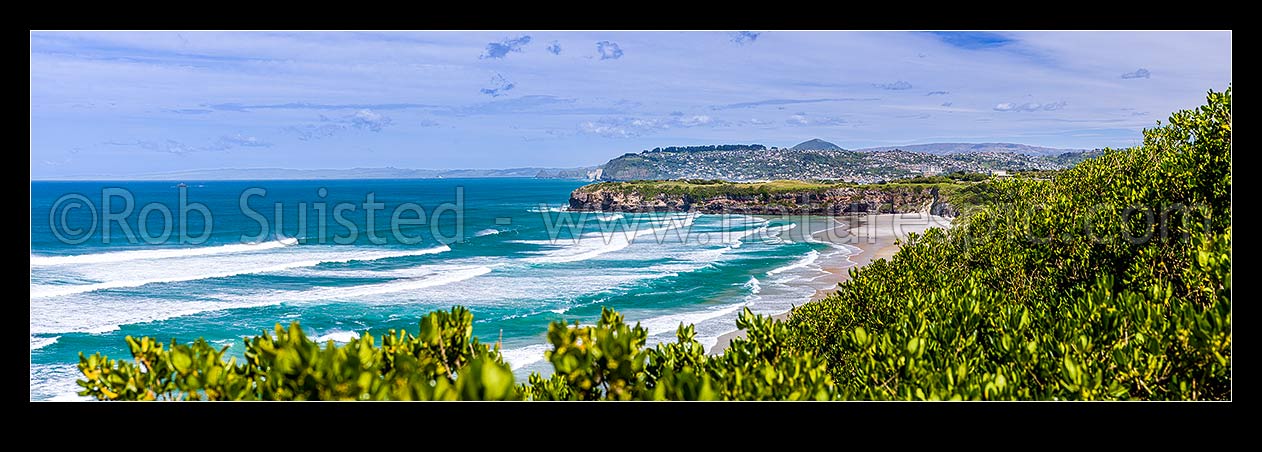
top-left (708, 212), bottom-right (951, 355)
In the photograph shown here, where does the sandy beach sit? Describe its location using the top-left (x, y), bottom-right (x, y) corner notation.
top-left (708, 212), bottom-right (952, 354)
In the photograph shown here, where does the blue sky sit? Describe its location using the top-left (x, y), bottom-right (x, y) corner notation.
top-left (30, 31), bottom-right (1231, 177)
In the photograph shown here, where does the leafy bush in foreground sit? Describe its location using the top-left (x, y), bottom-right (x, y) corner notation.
top-left (787, 88), bottom-right (1231, 400)
top-left (77, 306), bottom-right (833, 401)
top-left (77, 307), bottom-right (518, 400)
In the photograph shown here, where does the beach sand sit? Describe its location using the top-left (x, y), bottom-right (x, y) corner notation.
top-left (708, 212), bottom-right (952, 355)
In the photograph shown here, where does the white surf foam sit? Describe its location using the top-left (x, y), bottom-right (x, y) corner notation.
top-left (743, 276), bottom-right (762, 295)
top-left (805, 222), bottom-right (857, 251)
top-left (497, 305), bottom-right (748, 370)
top-left (294, 271), bottom-right (657, 307)
top-left (673, 219), bottom-right (768, 264)
top-left (30, 238), bottom-right (299, 267)
top-left (676, 245), bottom-right (732, 263)
top-left (636, 303), bottom-right (747, 338)
top-left (635, 303), bottom-right (750, 352)
top-left (31, 260), bottom-right (339, 298)
top-left (313, 330), bottom-right (360, 343)
top-left (277, 260), bottom-right (486, 279)
top-left (474, 228), bottom-right (501, 237)
top-left (716, 220), bottom-right (772, 245)
top-left (29, 245), bottom-right (451, 298)
top-left (547, 298), bottom-right (607, 315)
top-left (526, 205), bottom-right (569, 213)
top-left (275, 266), bottom-right (493, 303)
top-left (30, 336), bottom-right (59, 350)
top-left (593, 213), bottom-right (625, 222)
top-left (767, 223), bottom-right (797, 233)
top-left (522, 237), bottom-right (630, 264)
top-left (523, 214), bottom-right (698, 265)
top-left (30, 293), bottom-right (281, 335)
top-left (499, 343), bottom-right (553, 370)
top-left (30, 363), bottom-right (86, 401)
top-left (766, 250), bottom-right (821, 276)
top-left (30, 264), bottom-right (488, 336)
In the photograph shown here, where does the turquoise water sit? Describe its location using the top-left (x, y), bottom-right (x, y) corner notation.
top-left (29, 178), bottom-right (851, 400)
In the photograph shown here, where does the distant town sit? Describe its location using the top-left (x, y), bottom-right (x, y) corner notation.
top-left (593, 139), bottom-right (1100, 183)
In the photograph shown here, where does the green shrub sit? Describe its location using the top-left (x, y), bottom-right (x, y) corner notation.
top-left (77, 305), bottom-right (836, 401)
top-left (786, 88), bottom-right (1231, 400)
top-left (76, 307), bottom-right (519, 400)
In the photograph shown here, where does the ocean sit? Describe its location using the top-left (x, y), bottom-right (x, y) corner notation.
top-left (29, 178), bottom-right (854, 400)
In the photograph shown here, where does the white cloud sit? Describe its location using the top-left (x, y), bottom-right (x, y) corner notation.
top-left (785, 113), bottom-right (847, 126)
top-left (347, 109), bottom-right (392, 131)
top-left (289, 110), bottom-right (394, 140)
top-left (596, 41), bottom-right (624, 60)
top-left (104, 134), bottom-right (274, 155)
top-left (578, 114), bottom-right (722, 137)
top-left (993, 101), bottom-right (1067, 112)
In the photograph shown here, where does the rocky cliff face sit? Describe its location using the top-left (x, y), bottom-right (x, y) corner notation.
top-left (569, 185), bottom-right (958, 216)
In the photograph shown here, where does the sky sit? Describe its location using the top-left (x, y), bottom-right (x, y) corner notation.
top-left (30, 31), bottom-right (1231, 178)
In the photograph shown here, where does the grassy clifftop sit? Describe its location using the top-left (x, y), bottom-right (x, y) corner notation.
top-left (576, 179), bottom-right (859, 198)
top-left (570, 175), bottom-right (1009, 215)
top-left (572, 176), bottom-right (997, 198)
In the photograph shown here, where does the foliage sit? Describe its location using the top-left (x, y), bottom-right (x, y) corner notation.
top-left (522, 307), bottom-right (836, 400)
top-left (524, 308), bottom-right (648, 400)
top-left (76, 307), bottom-right (519, 400)
top-left (892, 171), bottom-right (990, 184)
top-left (78, 306), bottom-right (835, 401)
top-left (578, 178), bottom-right (968, 201)
top-left (786, 88), bottom-right (1231, 400)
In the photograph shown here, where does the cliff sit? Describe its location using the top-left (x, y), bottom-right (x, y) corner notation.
top-left (569, 180), bottom-right (959, 216)
top-left (533, 166), bottom-right (603, 180)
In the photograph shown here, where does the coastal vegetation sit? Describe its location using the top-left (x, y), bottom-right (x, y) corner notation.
top-left (787, 88), bottom-right (1231, 399)
top-left (569, 178), bottom-right (973, 215)
top-left (579, 179), bottom-right (874, 199)
top-left (74, 89), bottom-right (1230, 400)
top-left (75, 306), bottom-right (832, 400)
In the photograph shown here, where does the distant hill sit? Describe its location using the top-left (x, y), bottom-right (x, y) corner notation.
top-left (791, 138), bottom-right (844, 151)
top-left (39, 166), bottom-right (600, 181)
top-left (597, 142), bottom-right (1100, 183)
top-left (854, 142), bottom-right (1088, 157)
